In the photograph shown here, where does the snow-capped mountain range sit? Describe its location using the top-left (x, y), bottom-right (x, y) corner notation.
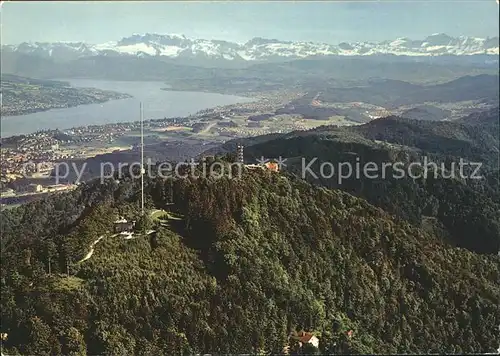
top-left (3, 33), bottom-right (499, 62)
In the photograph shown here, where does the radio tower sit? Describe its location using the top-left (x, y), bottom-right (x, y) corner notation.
top-left (237, 144), bottom-right (244, 164)
top-left (140, 102), bottom-right (145, 217)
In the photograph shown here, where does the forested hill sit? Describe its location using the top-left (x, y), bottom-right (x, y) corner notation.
top-left (209, 110), bottom-right (500, 255)
top-left (206, 108), bottom-right (500, 167)
top-left (457, 106), bottom-right (500, 131)
top-left (351, 112), bottom-right (499, 163)
top-left (1, 171), bottom-right (499, 354)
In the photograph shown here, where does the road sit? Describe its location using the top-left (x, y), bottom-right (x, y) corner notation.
top-left (78, 235), bottom-right (105, 263)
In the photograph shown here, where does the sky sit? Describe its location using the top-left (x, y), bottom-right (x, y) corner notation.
top-left (1, 1), bottom-right (499, 45)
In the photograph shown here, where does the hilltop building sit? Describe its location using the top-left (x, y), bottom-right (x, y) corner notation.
top-left (236, 145), bottom-right (280, 172)
top-left (245, 160), bottom-right (280, 172)
top-left (264, 161), bottom-right (279, 172)
top-left (114, 218), bottom-right (135, 233)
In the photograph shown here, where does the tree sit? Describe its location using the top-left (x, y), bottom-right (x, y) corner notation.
top-left (301, 343), bottom-right (320, 355)
top-left (62, 327), bottom-right (86, 356)
top-left (134, 214), bottom-right (153, 233)
top-left (22, 317), bottom-right (52, 355)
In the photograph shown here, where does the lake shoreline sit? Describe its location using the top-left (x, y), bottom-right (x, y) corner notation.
top-left (1, 96), bottom-right (132, 118)
top-left (0, 79), bottom-right (254, 137)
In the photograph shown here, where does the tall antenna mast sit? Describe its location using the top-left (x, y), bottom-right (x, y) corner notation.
top-left (140, 102), bottom-right (145, 216)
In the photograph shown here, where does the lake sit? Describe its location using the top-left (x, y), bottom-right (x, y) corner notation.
top-left (1, 79), bottom-right (254, 137)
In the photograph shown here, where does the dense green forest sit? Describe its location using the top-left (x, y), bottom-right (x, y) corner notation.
top-left (217, 109), bottom-right (500, 255)
top-left (1, 108), bottom-right (499, 354)
top-left (1, 167), bottom-right (499, 354)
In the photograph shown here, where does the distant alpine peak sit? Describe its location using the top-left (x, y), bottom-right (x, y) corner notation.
top-left (3, 33), bottom-right (499, 61)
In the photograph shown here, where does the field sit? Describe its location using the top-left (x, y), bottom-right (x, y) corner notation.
top-left (151, 209), bottom-right (168, 221)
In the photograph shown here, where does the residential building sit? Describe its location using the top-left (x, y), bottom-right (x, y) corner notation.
top-left (291, 331), bottom-right (320, 349)
top-left (114, 218), bottom-right (135, 233)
